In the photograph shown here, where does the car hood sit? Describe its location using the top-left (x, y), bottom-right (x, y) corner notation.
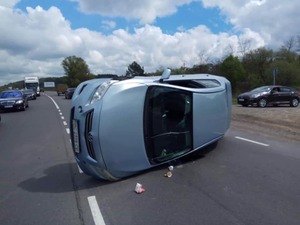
top-left (238, 90), bottom-right (263, 97)
top-left (98, 83), bottom-right (150, 176)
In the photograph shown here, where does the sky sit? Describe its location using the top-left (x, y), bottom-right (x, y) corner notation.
top-left (0, 0), bottom-right (300, 86)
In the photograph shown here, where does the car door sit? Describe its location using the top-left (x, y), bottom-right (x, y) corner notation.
top-left (279, 87), bottom-right (293, 103)
top-left (269, 87), bottom-right (281, 103)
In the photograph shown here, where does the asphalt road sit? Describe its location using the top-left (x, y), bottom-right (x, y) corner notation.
top-left (0, 92), bottom-right (299, 225)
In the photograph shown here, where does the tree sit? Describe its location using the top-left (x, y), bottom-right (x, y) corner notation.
top-left (242, 47), bottom-right (274, 86)
top-left (220, 55), bottom-right (246, 92)
top-left (125, 61), bottom-right (144, 77)
top-left (61, 56), bottom-right (93, 87)
top-left (267, 60), bottom-right (300, 86)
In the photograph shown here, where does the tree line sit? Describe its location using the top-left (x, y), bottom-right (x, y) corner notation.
top-left (61, 37), bottom-right (300, 94)
top-left (2, 36), bottom-right (299, 94)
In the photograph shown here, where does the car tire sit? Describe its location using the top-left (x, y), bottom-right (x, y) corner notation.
top-left (242, 104), bottom-right (248, 107)
top-left (258, 98), bottom-right (267, 108)
top-left (21, 104), bottom-right (26, 111)
top-left (290, 98), bottom-right (299, 107)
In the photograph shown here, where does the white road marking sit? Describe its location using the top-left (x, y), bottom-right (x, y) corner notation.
top-left (46, 94), bottom-right (82, 174)
top-left (46, 94), bottom-right (59, 109)
top-left (235, 136), bottom-right (270, 147)
top-left (88, 196), bottom-right (106, 225)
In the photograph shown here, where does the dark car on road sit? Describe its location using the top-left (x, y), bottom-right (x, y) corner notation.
top-left (0, 90), bottom-right (29, 111)
top-left (65, 88), bottom-right (76, 99)
top-left (237, 85), bottom-right (300, 107)
top-left (23, 89), bottom-right (37, 100)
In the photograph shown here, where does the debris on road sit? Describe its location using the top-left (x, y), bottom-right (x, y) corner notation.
top-left (134, 183), bottom-right (145, 194)
top-left (164, 171), bottom-right (172, 178)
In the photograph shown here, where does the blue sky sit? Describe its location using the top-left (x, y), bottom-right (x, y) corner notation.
top-left (0, 0), bottom-right (299, 85)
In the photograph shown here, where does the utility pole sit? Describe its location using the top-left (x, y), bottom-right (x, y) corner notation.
top-left (272, 68), bottom-right (277, 85)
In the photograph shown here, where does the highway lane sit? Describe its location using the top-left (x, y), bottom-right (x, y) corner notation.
top-left (1, 91), bottom-right (300, 225)
top-left (0, 93), bottom-right (83, 225)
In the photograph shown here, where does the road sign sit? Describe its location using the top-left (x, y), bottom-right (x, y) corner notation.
top-left (44, 82), bottom-right (55, 87)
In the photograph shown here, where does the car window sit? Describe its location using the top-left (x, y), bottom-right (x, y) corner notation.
top-left (252, 86), bottom-right (270, 92)
top-left (280, 87), bottom-right (292, 93)
top-left (144, 86), bottom-right (193, 164)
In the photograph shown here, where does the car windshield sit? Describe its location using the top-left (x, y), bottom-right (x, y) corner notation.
top-left (251, 86), bottom-right (271, 92)
top-left (144, 86), bottom-right (193, 164)
top-left (0, 91), bottom-right (22, 98)
top-left (25, 83), bottom-right (38, 89)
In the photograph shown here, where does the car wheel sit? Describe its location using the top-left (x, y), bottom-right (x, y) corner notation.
top-left (258, 98), bottom-right (267, 108)
top-left (22, 104), bottom-right (26, 111)
top-left (242, 104), bottom-right (248, 107)
top-left (290, 98), bottom-right (299, 107)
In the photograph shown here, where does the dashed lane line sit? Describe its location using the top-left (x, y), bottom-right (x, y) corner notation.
top-left (235, 136), bottom-right (270, 147)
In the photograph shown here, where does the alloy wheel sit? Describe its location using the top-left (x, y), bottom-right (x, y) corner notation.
top-left (291, 98), bottom-right (299, 107)
top-left (258, 98), bottom-right (267, 108)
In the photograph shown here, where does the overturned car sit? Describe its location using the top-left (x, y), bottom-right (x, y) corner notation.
top-left (70, 69), bottom-right (232, 181)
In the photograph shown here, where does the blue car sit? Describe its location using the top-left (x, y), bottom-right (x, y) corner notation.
top-left (70, 69), bottom-right (232, 180)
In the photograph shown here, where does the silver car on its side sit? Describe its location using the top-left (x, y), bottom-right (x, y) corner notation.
top-left (70, 69), bottom-right (232, 181)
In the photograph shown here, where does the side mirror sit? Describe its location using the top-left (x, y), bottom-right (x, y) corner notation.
top-left (159, 68), bottom-right (171, 82)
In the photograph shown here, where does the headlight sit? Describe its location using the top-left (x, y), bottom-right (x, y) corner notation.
top-left (90, 80), bottom-right (115, 104)
top-left (16, 100), bottom-right (24, 104)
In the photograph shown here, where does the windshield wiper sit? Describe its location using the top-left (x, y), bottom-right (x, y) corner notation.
top-left (151, 131), bottom-right (189, 139)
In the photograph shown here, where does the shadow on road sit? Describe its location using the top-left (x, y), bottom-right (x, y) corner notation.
top-left (18, 163), bottom-right (110, 193)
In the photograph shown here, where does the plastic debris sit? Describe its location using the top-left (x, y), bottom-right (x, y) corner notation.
top-left (168, 165), bottom-right (174, 171)
top-left (134, 183), bottom-right (145, 194)
top-left (164, 171), bottom-right (172, 178)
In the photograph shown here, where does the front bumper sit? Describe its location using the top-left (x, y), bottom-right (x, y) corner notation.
top-left (0, 103), bottom-right (24, 111)
top-left (237, 97), bottom-right (257, 106)
top-left (70, 107), bottom-right (119, 181)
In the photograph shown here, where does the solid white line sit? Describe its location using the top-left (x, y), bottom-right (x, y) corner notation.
top-left (88, 196), bottom-right (106, 225)
top-left (235, 136), bottom-right (270, 147)
top-left (45, 94), bottom-right (59, 109)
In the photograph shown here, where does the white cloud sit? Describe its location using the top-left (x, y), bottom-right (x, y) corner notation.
top-left (101, 20), bottom-right (116, 30)
top-left (1, 0), bottom-right (299, 85)
top-left (76, 0), bottom-right (193, 24)
top-left (0, 0), bottom-right (20, 8)
top-left (0, 3), bottom-right (265, 85)
top-left (202, 0), bottom-right (300, 48)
